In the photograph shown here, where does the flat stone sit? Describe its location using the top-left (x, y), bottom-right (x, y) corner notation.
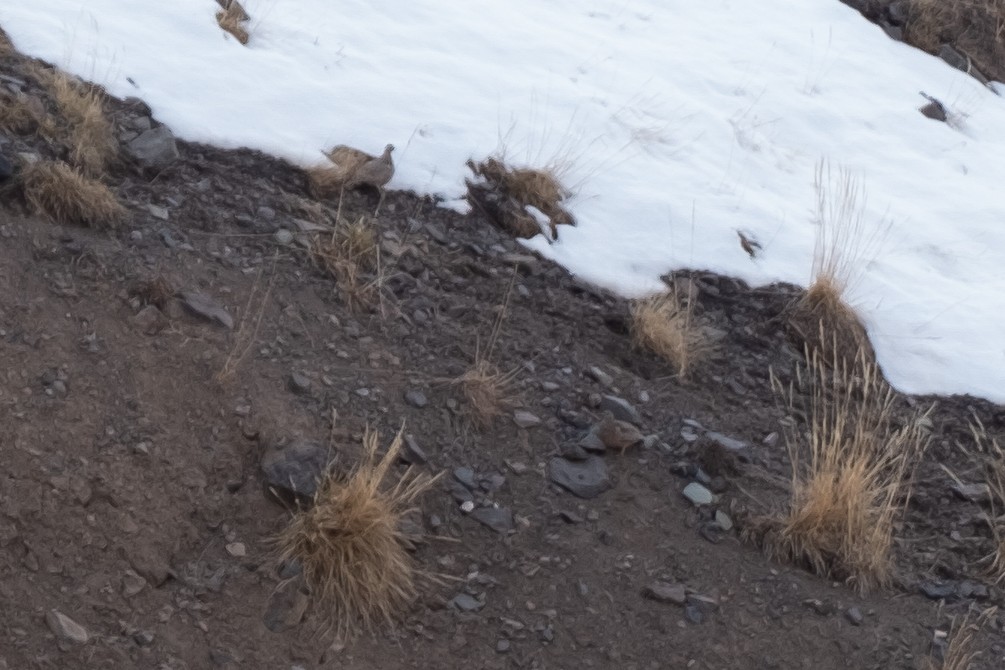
top-left (706, 431), bottom-right (748, 451)
top-left (453, 467), bottom-right (477, 490)
top-left (401, 434), bottom-right (428, 465)
top-left (45, 610), bottom-right (89, 644)
top-left (599, 395), bottom-right (642, 425)
top-left (121, 570), bottom-right (148, 598)
top-left (513, 410), bottom-right (541, 428)
top-left (714, 510), bottom-right (733, 531)
top-left (147, 204), bottom-right (169, 220)
top-left (179, 291), bottom-right (233, 329)
top-left (548, 456), bottom-right (611, 499)
top-left (450, 593), bottom-right (483, 612)
top-left (273, 229), bottom-right (294, 245)
top-left (261, 440), bottom-right (329, 502)
top-left (225, 542), bottom-right (246, 557)
top-left (845, 606), bottom-right (864, 626)
top-left (643, 581), bottom-right (687, 605)
top-left (263, 576), bottom-right (309, 633)
top-left (404, 389), bottom-right (428, 408)
top-left (951, 482), bottom-right (990, 503)
top-left (586, 366), bottom-right (614, 387)
top-left (470, 506), bottom-right (514, 534)
top-left (288, 372), bottom-right (311, 394)
top-left (131, 305), bottom-right (167, 335)
top-left (126, 126), bottom-right (179, 169)
top-left (682, 482), bottom-right (714, 506)
top-left (920, 581), bottom-right (956, 601)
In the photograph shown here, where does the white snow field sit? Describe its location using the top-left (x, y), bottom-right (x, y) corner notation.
top-left (2, 1), bottom-right (1004, 400)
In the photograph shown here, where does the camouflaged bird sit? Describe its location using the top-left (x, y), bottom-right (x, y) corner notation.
top-left (345, 144), bottom-right (395, 211)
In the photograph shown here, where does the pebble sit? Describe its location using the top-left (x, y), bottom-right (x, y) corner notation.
top-left (147, 204), bottom-right (169, 220)
top-left (586, 366), bottom-right (614, 387)
top-left (470, 506), bottom-right (514, 534)
top-left (548, 456), bottom-right (612, 499)
top-left (401, 435), bottom-right (428, 465)
top-left (845, 606), bottom-right (864, 626)
top-left (706, 431), bottom-right (749, 451)
top-left (599, 395), bottom-right (642, 425)
top-left (513, 410), bottom-right (542, 428)
top-left (45, 610), bottom-right (89, 644)
top-left (179, 291), bottom-right (234, 329)
top-left (714, 510), bottom-right (733, 531)
top-left (682, 482), bottom-right (715, 506)
top-left (453, 467), bottom-right (477, 490)
top-left (496, 640), bottom-right (511, 653)
top-left (226, 542), bottom-right (246, 557)
top-left (261, 440), bottom-right (330, 502)
top-left (263, 577), bottom-right (309, 632)
top-left (404, 389), bottom-right (428, 408)
top-left (450, 593), bottom-right (483, 612)
top-left (643, 581), bottom-right (687, 605)
top-left (121, 570), bottom-right (148, 598)
top-left (920, 581), bottom-right (956, 601)
top-left (541, 381), bottom-right (560, 391)
top-left (288, 372), bottom-right (311, 394)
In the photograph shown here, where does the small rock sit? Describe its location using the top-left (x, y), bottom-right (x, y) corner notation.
top-left (131, 305), bottom-right (167, 335)
top-left (919, 99), bottom-right (947, 122)
top-left (132, 630), bottom-right (155, 646)
top-left (261, 440), bottom-right (329, 503)
top-left (460, 500), bottom-right (475, 513)
top-left (45, 610), bottom-right (89, 644)
top-left (287, 372), bottom-right (311, 395)
top-left (714, 510), bottom-right (733, 531)
top-left (400, 435), bottom-right (427, 465)
top-left (684, 603), bottom-right (705, 624)
top-left (951, 482), bottom-right (990, 503)
top-left (453, 467), bottom-right (477, 490)
top-left (682, 482), bottom-right (714, 506)
top-left (121, 570), bottom-right (147, 598)
top-left (513, 410), bottom-right (541, 428)
top-left (920, 581), bottom-right (956, 601)
top-left (179, 291), bottom-right (234, 329)
top-left (450, 593), bottom-right (483, 612)
top-left (706, 431), bottom-right (748, 451)
top-left (263, 576), bottom-right (309, 633)
top-left (599, 395), bottom-right (642, 425)
top-left (548, 456), bottom-right (611, 499)
top-left (147, 204), bottom-right (169, 220)
top-left (225, 542), bottom-right (246, 557)
top-left (541, 381), bottom-right (560, 392)
top-left (496, 640), bottom-right (511, 653)
top-left (273, 229), bottom-right (294, 245)
top-left (586, 366), bottom-right (614, 387)
top-left (126, 126), bottom-right (179, 169)
top-left (404, 389), bottom-right (428, 408)
top-left (643, 581), bottom-right (687, 605)
top-left (845, 606), bottom-right (864, 626)
top-left (470, 506), bottom-right (514, 534)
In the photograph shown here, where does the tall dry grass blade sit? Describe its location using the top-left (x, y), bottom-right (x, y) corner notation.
top-left (630, 283), bottom-right (708, 378)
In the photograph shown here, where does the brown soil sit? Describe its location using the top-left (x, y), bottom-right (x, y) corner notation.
top-left (1, 35), bottom-right (1004, 670)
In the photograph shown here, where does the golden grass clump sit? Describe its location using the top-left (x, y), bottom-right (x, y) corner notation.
top-left (0, 90), bottom-right (53, 137)
top-left (905, 0), bottom-right (1005, 83)
top-left (216, 0), bottom-right (251, 45)
top-left (923, 606), bottom-right (998, 670)
top-left (275, 428), bottom-right (435, 638)
top-left (466, 157), bottom-right (575, 240)
top-left (754, 348), bottom-right (931, 594)
top-left (309, 217), bottom-right (380, 311)
top-left (966, 419), bottom-right (1005, 584)
top-left (630, 286), bottom-right (707, 378)
top-left (19, 160), bottom-right (125, 228)
top-left (41, 70), bottom-right (118, 176)
top-left (453, 359), bottom-right (518, 429)
top-left (788, 162), bottom-right (885, 369)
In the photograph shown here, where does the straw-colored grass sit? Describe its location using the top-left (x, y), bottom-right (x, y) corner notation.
top-left (19, 160), bottom-right (125, 228)
top-left (906, 0), bottom-right (1005, 82)
top-left (630, 286), bottom-right (707, 378)
top-left (753, 347), bottom-right (931, 593)
top-left (308, 216), bottom-right (380, 311)
top-left (923, 606), bottom-right (998, 670)
top-left (42, 70), bottom-right (118, 176)
top-left (453, 359), bottom-right (519, 429)
top-left (275, 428), bottom-right (436, 638)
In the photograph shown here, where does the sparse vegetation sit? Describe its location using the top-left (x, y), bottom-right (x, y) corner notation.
top-left (215, 261), bottom-right (274, 382)
top-left (905, 0), bottom-right (1005, 82)
top-left (923, 606), bottom-right (998, 670)
top-left (465, 157), bottom-right (575, 240)
top-left (216, 0), bottom-right (251, 45)
top-left (454, 359), bottom-right (519, 429)
top-left (19, 159), bottom-right (125, 228)
top-left (788, 163), bottom-right (885, 369)
top-left (0, 90), bottom-right (53, 137)
top-left (275, 428), bottom-right (436, 638)
top-left (754, 347), bottom-right (931, 593)
top-left (967, 419), bottom-right (1005, 584)
top-left (630, 284), bottom-right (707, 378)
top-left (309, 216), bottom-right (381, 311)
top-left (37, 69), bottom-right (118, 176)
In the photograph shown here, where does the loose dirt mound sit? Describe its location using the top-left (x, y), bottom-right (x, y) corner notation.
top-left (1, 35), bottom-right (1004, 670)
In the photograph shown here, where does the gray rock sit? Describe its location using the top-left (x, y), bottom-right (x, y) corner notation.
top-left (586, 366), bottom-right (614, 387)
top-left (401, 434), bottom-right (427, 465)
top-left (920, 581), bottom-right (956, 601)
top-left (845, 606), bottom-right (864, 626)
top-left (643, 581), bottom-right (687, 605)
top-left (496, 639), bottom-right (511, 653)
top-left (684, 602), bottom-right (705, 624)
top-left (261, 440), bottom-right (329, 502)
top-left (126, 126), bottom-right (179, 169)
top-left (121, 570), bottom-right (147, 598)
top-left (147, 204), bottom-right (169, 220)
top-left (288, 372), bottom-right (311, 395)
top-left (512, 410), bottom-right (541, 428)
top-left (470, 506), bottom-right (514, 534)
top-left (682, 482), bottom-right (714, 506)
top-left (714, 510), bottom-right (733, 531)
top-left (263, 577), bottom-right (309, 633)
top-left (404, 389), bottom-right (428, 408)
top-left (450, 593), bottom-right (483, 612)
top-left (179, 291), bottom-right (234, 329)
top-left (273, 229), bottom-right (294, 245)
top-left (951, 482), bottom-right (990, 503)
top-left (541, 381), bottom-right (560, 392)
top-left (599, 395), bottom-right (642, 425)
top-left (706, 431), bottom-right (748, 451)
top-left (45, 610), bottom-right (89, 644)
top-left (577, 429), bottom-right (607, 454)
top-left (453, 467), bottom-right (477, 490)
top-left (131, 305), bottom-right (167, 335)
top-left (548, 456), bottom-right (611, 499)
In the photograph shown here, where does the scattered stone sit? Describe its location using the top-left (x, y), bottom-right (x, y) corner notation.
top-left (147, 204), bottom-right (169, 220)
top-left (804, 599), bottom-right (835, 616)
top-left (460, 500), bottom-right (475, 513)
top-left (453, 467), bottom-right (477, 490)
top-left (643, 581), bottom-right (687, 605)
top-left (706, 431), bottom-right (748, 451)
top-left (919, 97), bottom-right (947, 122)
top-left (599, 395), bottom-right (642, 425)
top-left (558, 510), bottom-right (583, 524)
top-left (288, 372), bottom-right (311, 395)
top-left (179, 291), bottom-right (234, 329)
top-left (951, 482), bottom-right (991, 503)
top-left (126, 126), bottom-right (180, 169)
top-left (586, 366), bottom-right (614, 387)
top-left (263, 577), bottom-right (309, 633)
top-left (682, 482), bottom-right (715, 506)
top-left (404, 389), bottom-right (428, 408)
top-left (225, 542), bottom-right (246, 557)
top-left (513, 410), bottom-right (542, 428)
top-left (450, 593), bottom-right (483, 612)
top-left (496, 640), bottom-right (511, 653)
top-left (401, 434), bottom-right (428, 465)
top-left (684, 603), bottom-right (705, 624)
top-left (121, 570), bottom-right (147, 598)
top-left (45, 610), bottom-right (89, 644)
top-left (920, 581), bottom-right (956, 601)
top-left (470, 506), bottom-right (514, 534)
top-left (131, 305), bottom-right (168, 335)
top-left (680, 425), bottom-right (701, 443)
top-left (272, 229), bottom-right (294, 245)
top-left (845, 606), bottom-right (864, 626)
top-left (132, 630), bottom-right (155, 646)
top-left (548, 456), bottom-right (612, 499)
top-left (541, 381), bottom-right (560, 392)
top-left (261, 440), bottom-right (329, 502)
top-left (560, 442), bottom-right (591, 461)
top-left (128, 546), bottom-right (172, 587)
top-left (714, 510), bottom-right (733, 531)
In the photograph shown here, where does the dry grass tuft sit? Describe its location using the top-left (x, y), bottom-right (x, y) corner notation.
top-left (309, 217), bottom-right (381, 311)
top-left (630, 286), bottom-right (707, 379)
top-left (276, 428), bottom-right (436, 638)
top-left (216, 0), bottom-right (251, 45)
top-left (0, 27), bottom-right (12, 55)
top-left (923, 606), bottom-right (998, 670)
top-left (453, 359), bottom-right (519, 429)
top-left (19, 160), bottom-right (125, 228)
top-left (466, 157), bottom-right (575, 240)
top-left (906, 0), bottom-right (1005, 83)
top-left (788, 163), bottom-right (885, 369)
top-left (41, 70), bottom-right (118, 176)
top-left (967, 419), bottom-right (1005, 584)
top-left (752, 347), bottom-right (931, 594)
top-left (0, 90), bottom-right (53, 137)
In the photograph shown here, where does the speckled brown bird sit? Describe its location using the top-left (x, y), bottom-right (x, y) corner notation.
top-left (346, 143), bottom-right (395, 213)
